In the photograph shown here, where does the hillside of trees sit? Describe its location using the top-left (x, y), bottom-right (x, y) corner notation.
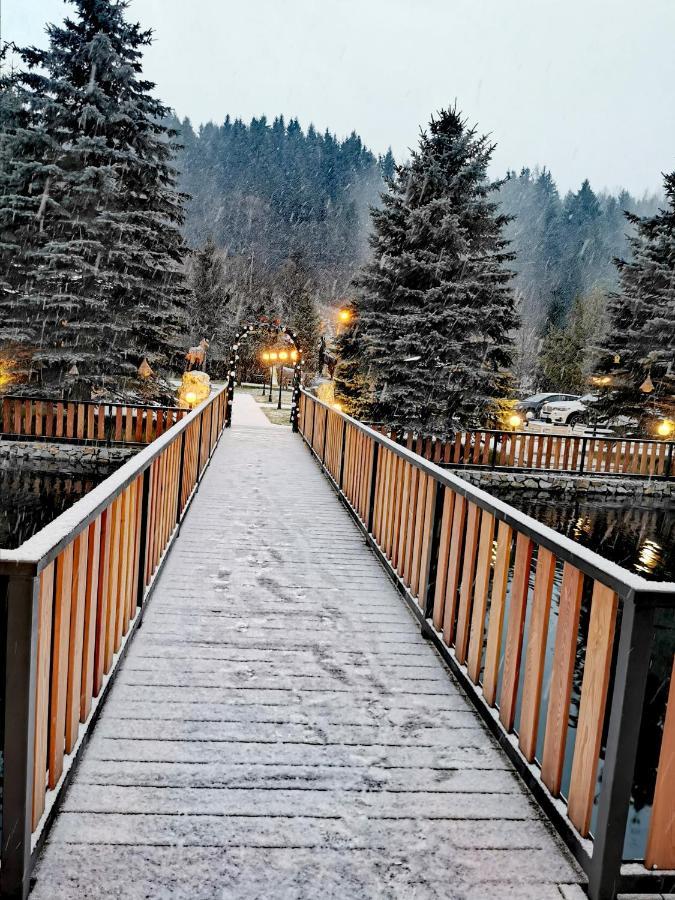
top-left (173, 115), bottom-right (393, 294)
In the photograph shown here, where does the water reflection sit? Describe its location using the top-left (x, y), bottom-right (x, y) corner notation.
top-left (0, 469), bottom-right (108, 550)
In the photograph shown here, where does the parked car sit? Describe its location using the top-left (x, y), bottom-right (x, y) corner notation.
top-left (541, 393), bottom-right (598, 426)
top-left (516, 393), bottom-right (580, 422)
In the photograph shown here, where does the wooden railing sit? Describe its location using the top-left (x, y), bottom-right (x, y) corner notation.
top-left (373, 426), bottom-right (675, 480)
top-left (0, 396), bottom-right (186, 445)
top-left (0, 386), bottom-right (228, 899)
top-left (300, 391), bottom-right (675, 900)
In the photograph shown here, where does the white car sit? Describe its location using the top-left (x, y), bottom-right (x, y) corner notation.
top-left (541, 393), bottom-right (598, 426)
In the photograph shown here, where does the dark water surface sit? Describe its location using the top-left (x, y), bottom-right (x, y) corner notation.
top-left (487, 488), bottom-right (674, 859)
top-left (0, 469), bottom-right (109, 550)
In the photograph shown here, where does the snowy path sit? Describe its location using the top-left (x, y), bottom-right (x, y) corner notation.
top-left (31, 408), bottom-right (585, 899)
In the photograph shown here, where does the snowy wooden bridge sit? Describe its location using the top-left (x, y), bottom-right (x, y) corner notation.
top-left (1, 388), bottom-right (673, 900)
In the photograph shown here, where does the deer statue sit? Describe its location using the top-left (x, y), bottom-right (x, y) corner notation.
top-left (185, 338), bottom-right (210, 372)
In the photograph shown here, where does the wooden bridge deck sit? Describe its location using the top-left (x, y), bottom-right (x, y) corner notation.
top-left (31, 395), bottom-right (585, 899)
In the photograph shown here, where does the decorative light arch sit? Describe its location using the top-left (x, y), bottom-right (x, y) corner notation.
top-left (225, 320), bottom-right (304, 431)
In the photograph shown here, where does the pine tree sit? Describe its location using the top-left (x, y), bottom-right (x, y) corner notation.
top-left (353, 106), bottom-right (517, 435)
top-left (333, 303), bottom-right (372, 417)
top-left (601, 172), bottom-right (675, 424)
top-left (190, 238), bottom-right (228, 342)
top-left (290, 291), bottom-right (321, 376)
top-left (0, 0), bottom-right (189, 395)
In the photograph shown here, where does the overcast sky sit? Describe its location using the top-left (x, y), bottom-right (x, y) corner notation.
top-left (6, 0), bottom-right (674, 196)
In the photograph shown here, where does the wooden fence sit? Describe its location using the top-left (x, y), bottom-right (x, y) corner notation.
top-left (0, 386), bottom-right (228, 899)
top-left (301, 391), bottom-right (675, 900)
top-left (0, 396), bottom-right (186, 445)
top-left (375, 426), bottom-right (675, 479)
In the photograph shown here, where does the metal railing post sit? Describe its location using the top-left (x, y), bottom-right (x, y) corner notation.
top-left (586, 591), bottom-right (656, 900)
top-left (338, 418), bottom-right (347, 491)
top-left (665, 441), bottom-right (674, 480)
top-left (366, 442), bottom-right (380, 533)
top-left (135, 467), bottom-right (151, 610)
top-left (321, 407), bottom-right (329, 467)
top-left (1, 572), bottom-right (39, 900)
top-left (175, 430), bottom-right (187, 527)
top-left (579, 436), bottom-right (588, 475)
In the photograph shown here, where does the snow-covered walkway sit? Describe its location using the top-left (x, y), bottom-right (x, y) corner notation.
top-left (31, 397), bottom-right (585, 899)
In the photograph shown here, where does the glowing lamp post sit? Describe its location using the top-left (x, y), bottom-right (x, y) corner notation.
top-left (657, 419), bottom-right (673, 439)
top-left (338, 307), bottom-right (352, 325)
top-left (508, 413), bottom-right (523, 430)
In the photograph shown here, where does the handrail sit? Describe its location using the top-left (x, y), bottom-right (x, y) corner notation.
top-left (304, 394), bottom-right (674, 599)
top-left (298, 389), bottom-right (675, 900)
top-left (0, 391), bottom-right (219, 577)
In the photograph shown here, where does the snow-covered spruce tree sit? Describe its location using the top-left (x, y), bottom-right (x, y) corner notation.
top-left (0, 0), bottom-right (189, 395)
top-left (354, 106), bottom-right (517, 435)
top-left (601, 172), bottom-right (675, 424)
top-left (290, 290), bottom-right (321, 376)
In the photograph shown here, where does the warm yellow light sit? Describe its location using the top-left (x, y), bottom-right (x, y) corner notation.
top-left (290, 349), bottom-right (298, 362)
top-left (279, 350), bottom-right (289, 361)
top-left (333, 402), bottom-right (342, 412)
top-left (657, 419), bottom-right (673, 438)
top-left (269, 351), bottom-right (278, 362)
top-left (338, 308), bottom-right (351, 324)
top-left (261, 351), bottom-right (270, 363)
top-left (640, 374), bottom-right (654, 394)
top-left (508, 414), bottom-right (522, 429)
top-left (184, 391), bottom-right (198, 406)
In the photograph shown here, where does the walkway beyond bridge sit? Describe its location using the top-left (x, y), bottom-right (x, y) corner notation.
top-left (30, 395), bottom-right (585, 899)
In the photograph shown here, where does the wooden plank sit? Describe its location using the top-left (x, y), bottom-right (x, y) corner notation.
top-left (498, 533), bottom-right (534, 731)
top-left (86, 404), bottom-right (95, 440)
top-left (518, 547), bottom-right (556, 761)
top-left (541, 563), bottom-right (585, 796)
top-left (104, 496), bottom-right (122, 673)
top-left (97, 404), bottom-right (106, 441)
top-left (483, 521), bottom-right (512, 705)
top-left (645, 656), bottom-right (675, 869)
top-left (454, 502), bottom-right (481, 663)
top-left (94, 508), bottom-right (111, 695)
top-left (65, 531), bottom-right (88, 753)
top-left (49, 543), bottom-right (74, 789)
top-left (410, 472), bottom-right (428, 598)
top-left (115, 406), bottom-right (123, 442)
top-left (80, 517), bottom-right (101, 721)
top-left (115, 487), bottom-right (131, 648)
top-left (432, 488), bottom-right (455, 631)
top-left (32, 563), bottom-right (55, 829)
top-left (467, 510), bottom-right (496, 683)
top-left (34, 400), bottom-right (43, 437)
top-left (442, 494), bottom-right (467, 647)
top-left (66, 402), bottom-right (75, 439)
top-left (76, 403), bottom-right (85, 440)
top-left (134, 406), bottom-right (144, 443)
top-left (567, 582), bottom-right (618, 837)
top-left (402, 461), bottom-right (420, 585)
top-left (56, 401), bottom-right (64, 438)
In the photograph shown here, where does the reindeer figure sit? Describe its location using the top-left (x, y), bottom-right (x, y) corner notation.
top-left (185, 338), bottom-right (210, 372)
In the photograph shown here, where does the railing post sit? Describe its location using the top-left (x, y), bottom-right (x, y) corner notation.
top-left (490, 432), bottom-right (499, 469)
top-left (175, 430), bottom-right (187, 528)
top-left (586, 591), bottom-right (656, 900)
top-left (321, 406), bottom-right (329, 467)
top-left (366, 442), bottom-right (380, 533)
top-left (579, 436), bottom-right (588, 475)
top-left (338, 418), bottom-right (347, 490)
top-left (310, 398), bottom-right (317, 454)
top-left (1, 572), bottom-right (39, 900)
top-left (135, 467), bottom-right (151, 610)
top-left (196, 411), bottom-right (204, 486)
top-left (665, 441), bottom-right (674, 480)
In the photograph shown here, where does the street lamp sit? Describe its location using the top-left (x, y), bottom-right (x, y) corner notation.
top-left (338, 307), bottom-right (352, 325)
top-left (657, 419), bottom-right (673, 438)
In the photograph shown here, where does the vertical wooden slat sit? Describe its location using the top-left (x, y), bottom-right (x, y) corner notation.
top-left (483, 521), bottom-right (513, 705)
top-left (410, 472), bottom-right (429, 597)
top-left (567, 582), bottom-right (618, 837)
top-left (104, 496), bottom-right (121, 672)
top-left (94, 508), bottom-right (111, 695)
top-left (442, 494), bottom-right (467, 647)
top-left (49, 543), bottom-right (74, 789)
top-left (499, 533), bottom-right (534, 731)
top-left (455, 502), bottom-right (482, 663)
top-left (80, 517), bottom-right (101, 721)
top-left (541, 563), bottom-right (585, 796)
top-left (432, 488), bottom-right (455, 631)
top-left (645, 656), bottom-right (675, 869)
top-left (114, 487), bottom-right (130, 648)
top-left (65, 532), bottom-right (87, 753)
top-left (402, 461), bottom-right (420, 585)
top-left (518, 547), bottom-right (556, 761)
top-left (467, 510), bottom-right (496, 683)
top-left (32, 563), bottom-right (55, 829)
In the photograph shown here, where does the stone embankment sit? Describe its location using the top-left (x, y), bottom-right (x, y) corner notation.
top-left (455, 468), bottom-right (674, 498)
top-left (0, 438), bottom-right (137, 476)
